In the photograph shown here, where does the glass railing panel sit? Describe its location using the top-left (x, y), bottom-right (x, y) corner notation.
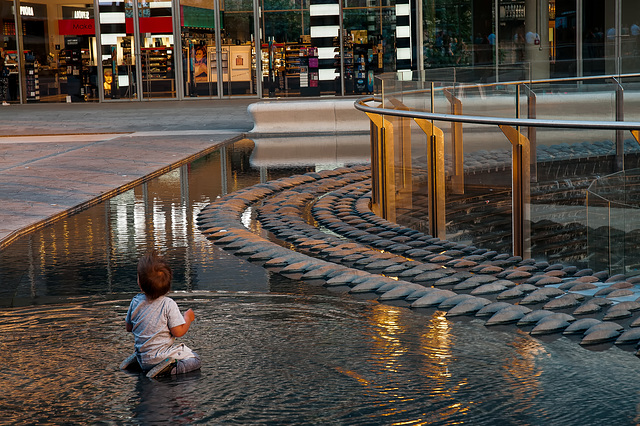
top-left (526, 81), bottom-right (618, 265)
top-left (450, 121), bottom-right (514, 254)
top-left (587, 170), bottom-right (640, 276)
top-left (586, 188), bottom-right (613, 274)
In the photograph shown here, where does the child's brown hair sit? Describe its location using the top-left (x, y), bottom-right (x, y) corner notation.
top-left (137, 250), bottom-right (172, 300)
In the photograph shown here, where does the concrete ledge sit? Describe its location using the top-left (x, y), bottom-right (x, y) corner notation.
top-left (248, 99), bottom-right (371, 134)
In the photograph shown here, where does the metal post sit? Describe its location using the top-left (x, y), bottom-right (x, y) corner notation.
top-left (94, 0), bottom-right (105, 102)
top-left (414, 117), bottom-right (446, 239)
top-left (499, 86), bottom-right (531, 260)
top-left (132, 0), bottom-right (143, 100)
top-left (254, 0), bottom-right (262, 97)
top-left (172, 0), bottom-right (184, 99)
top-left (214, 0), bottom-right (223, 98)
top-left (527, 86), bottom-right (537, 182)
top-left (365, 112), bottom-right (396, 221)
top-left (443, 88), bottom-right (464, 194)
top-left (13, 0), bottom-right (25, 104)
top-left (615, 78), bottom-right (624, 171)
top-left (339, 1), bottom-right (345, 96)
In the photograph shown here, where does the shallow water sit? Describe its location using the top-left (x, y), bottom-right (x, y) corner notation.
top-left (1, 136), bottom-right (640, 424)
top-left (2, 293), bottom-right (640, 424)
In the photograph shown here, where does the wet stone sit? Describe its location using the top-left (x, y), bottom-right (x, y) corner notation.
top-left (544, 294), bottom-right (582, 310)
top-left (603, 309), bottom-right (632, 321)
top-left (302, 266), bottom-right (345, 280)
top-left (607, 289), bottom-right (635, 298)
top-left (382, 264), bottom-right (412, 274)
top-left (364, 259), bottom-right (402, 270)
top-left (412, 270), bottom-right (454, 283)
top-left (427, 255), bottom-right (453, 263)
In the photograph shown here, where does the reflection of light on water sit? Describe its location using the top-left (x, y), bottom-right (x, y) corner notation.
top-left (372, 305), bottom-right (407, 372)
top-left (418, 311), bottom-right (471, 419)
top-left (241, 207), bottom-right (252, 229)
top-left (133, 197), bottom-right (146, 248)
top-left (152, 199), bottom-right (167, 249)
top-left (501, 333), bottom-right (545, 413)
top-left (171, 203), bottom-right (188, 248)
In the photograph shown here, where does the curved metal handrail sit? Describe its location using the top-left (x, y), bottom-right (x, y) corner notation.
top-left (354, 96), bottom-right (640, 131)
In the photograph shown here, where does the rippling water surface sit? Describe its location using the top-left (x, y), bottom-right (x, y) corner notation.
top-left (1, 137), bottom-right (640, 424)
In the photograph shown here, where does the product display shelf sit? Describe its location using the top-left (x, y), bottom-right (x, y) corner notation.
top-left (25, 59), bottom-right (40, 102)
top-left (141, 47), bottom-right (173, 79)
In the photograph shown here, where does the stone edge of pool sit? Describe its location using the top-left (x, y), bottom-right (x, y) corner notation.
top-left (196, 164), bottom-right (640, 354)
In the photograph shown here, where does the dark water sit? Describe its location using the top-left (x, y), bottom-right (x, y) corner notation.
top-left (1, 136), bottom-right (640, 424)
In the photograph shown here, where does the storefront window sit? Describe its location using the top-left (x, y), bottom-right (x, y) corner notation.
top-left (222, 0), bottom-right (256, 96)
top-left (57, 4), bottom-right (99, 102)
top-left (620, 0), bottom-right (640, 74)
top-left (139, 0), bottom-right (176, 98)
top-left (343, 5), bottom-right (392, 95)
top-left (262, 0), bottom-right (308, 96)
top-left (99, 0), bottom-right (137, 99)
top-left (423, 0), bottom-right (472, 69)
top-left (180, 1), bottom-right (217, 97)
top-left (1, 0), bottom-right (98, 103)
top-left (1, 0), bottom-right (18, 103)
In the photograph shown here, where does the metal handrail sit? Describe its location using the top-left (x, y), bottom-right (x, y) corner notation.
top-left (354, 96), bottom-right (640, 131)
top-left (386, 71), bottom-right (640, 90)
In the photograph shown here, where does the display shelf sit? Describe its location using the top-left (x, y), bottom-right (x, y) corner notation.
top-left (25, 59), bottom-right (40, 102)
top-left (499, 0), bottom-right (525, 21)
top-left (208, 46), bottom-right (228, 82)
top-left (141, 47), bottom-right (173, 80)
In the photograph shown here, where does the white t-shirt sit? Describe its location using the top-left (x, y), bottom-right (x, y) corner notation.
top-left (125, 293), bottom-right (194, 369)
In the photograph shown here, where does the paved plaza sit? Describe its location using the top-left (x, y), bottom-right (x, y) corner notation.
top-left (0, 99), bottom-right (255, 247)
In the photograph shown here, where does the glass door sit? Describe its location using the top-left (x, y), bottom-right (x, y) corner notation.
top-left (138, 0), bottom-right (176, 98)
top-left (221, 0), bottom-right (256, 96)
top-left (179, 1), bottom-right (218, 97)
top-left (99, 0), bottom-right (137, 99)
top-left (620, 0), bottom-right (640, 74)
top-left (553, 0), bottom-right (577, 77)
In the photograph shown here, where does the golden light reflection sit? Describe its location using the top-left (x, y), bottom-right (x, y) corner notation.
top-left (413, 310), bottom-right (476, 422)
top-left (83, 218), bottom-right (94, 259)
top-left (48, 227), bottom-right (57, 266)
top-left (499, 332), bottom-right (546, 413)
top-left (62, 220), bottom-right (70, 257)
top-left (335, 366), bottom-right (372, 386)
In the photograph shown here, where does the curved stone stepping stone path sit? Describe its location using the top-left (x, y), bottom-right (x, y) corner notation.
top-left (196, 166), bottom-right (640, 357)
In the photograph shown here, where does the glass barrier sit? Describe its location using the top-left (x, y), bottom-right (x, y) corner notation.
top-left (365, 71), bottom-right (640, 276)
top-left (587, 170), bottom-right (640, 276)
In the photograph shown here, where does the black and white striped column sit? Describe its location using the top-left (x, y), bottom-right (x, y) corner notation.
top-left (395, 0), bottom-right (412, 73)
top-left (98, 4), bottom-right (127, 49)
top-left (310, 0), bottom-right (340, 86)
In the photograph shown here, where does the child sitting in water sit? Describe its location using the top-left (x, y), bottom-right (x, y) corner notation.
top-left (121, 250), bottom-right (201, 378)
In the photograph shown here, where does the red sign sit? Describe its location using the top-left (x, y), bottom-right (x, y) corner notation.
top-left (125, 17), bottom-right (173, 34)
top-left (58, 19), bottom-right (95, 36)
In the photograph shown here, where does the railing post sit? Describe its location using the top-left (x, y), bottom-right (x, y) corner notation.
top-left (414, 118), bottom-right (446, 239)
top-left (364, 112), bottom-right (396, 222)
top-left (443, 88), bottom-right (465, 194)
top-left (615, 78), bottom-right (625, 171)
top-left (499, 121), bottom-right (531, 259)
top-left (526, 86), bottom-right (537, 182)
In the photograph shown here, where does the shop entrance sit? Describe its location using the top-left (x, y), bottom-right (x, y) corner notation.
top-left (179, 0), bottom-right (257, 99)
top-left (1, 0), bottom-right (99, 103)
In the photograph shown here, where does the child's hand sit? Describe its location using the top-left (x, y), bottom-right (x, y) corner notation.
top-left (184, 308), bottom-right (195, 323)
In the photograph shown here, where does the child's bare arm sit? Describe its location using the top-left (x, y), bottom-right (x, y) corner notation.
top-left (170, 308), bottom-right (195, 337)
